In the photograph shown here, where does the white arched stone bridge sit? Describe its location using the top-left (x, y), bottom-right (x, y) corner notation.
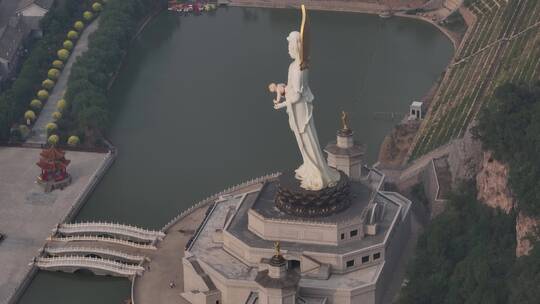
top-left (54, 222), bottom-right (165, 243)
top-left (44, 246), bottom-right (147, 263)
top-left (47, 235), bottom-right (158, 250)
top-left (34, 256), bottom-right (145, 278)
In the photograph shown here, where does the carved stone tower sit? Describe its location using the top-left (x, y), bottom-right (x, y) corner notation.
top-left (324, 114), bottom-right (365, 180)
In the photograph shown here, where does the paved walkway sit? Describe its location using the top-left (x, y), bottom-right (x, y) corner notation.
top-left (133, 207), bottom-right (206, 304)
top-left (0, 147), bottom-right (108, 304)
top-left (26, 19), bottom-right (100, 144)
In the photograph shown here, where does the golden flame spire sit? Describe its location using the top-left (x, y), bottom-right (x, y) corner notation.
top-left (300, 4), bottom-right (310, 70)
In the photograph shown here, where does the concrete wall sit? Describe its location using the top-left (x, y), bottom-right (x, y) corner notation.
top-left (182, 259), bottom-right (211, 294)
top-left (248, 210), bottom-right (339, 245)
top-left (202, 263), bottom-right (256, 304)
top-left (223, 228), bottom-right (388, 273)
top-left (375, 209), bottom-right (411, 304)
top-left (299, 283), bottom-right (376, 304)
top-left (248, 209), bottom-right (369, 247)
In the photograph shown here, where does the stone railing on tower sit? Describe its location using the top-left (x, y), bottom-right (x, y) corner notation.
top-left (161, 173), bottom-right (280, 232)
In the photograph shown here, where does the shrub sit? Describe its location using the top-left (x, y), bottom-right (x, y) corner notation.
top-left (67, 135), bottom-right (80, 146)
top-left (19, 125), bottom-right (30, 138)
top-left (74, 21), bottom-right (85, 31)
top-left (46, 122), bottom-right (58, 133)
top-left (57, 49), bottom-right (70, 61)
top-left (67, 30), bottom-right (79, 40)
top-left (24, 110), bottom-right (36, 123)
top-left (48, 134), bottom-right (59, 145)
top-left (83, 11), bottom-right (94, 21)
top-left (30, 99), bottom-right (42, 110)
top-left (37, 90), bottom-right (49, 101)
top-left (57, 99), bottom-right (67, 112)
top-left (0, 0), bottom-right (86, 140)
top-left (42, 79), bottom-right (55, 90)
top-left (52, 111), bottom-right (62, 121)
top-left (52, 60), bottom-right (64, 70)
top-left (92, 2), bottom-right (103, 12)
top-left (63, 40), bottom-right (74, 50)
top-left (48, 68), bottom-right (61, 80)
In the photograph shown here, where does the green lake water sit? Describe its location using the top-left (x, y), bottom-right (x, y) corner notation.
top-left (18, 7), bottom-right (452, 304)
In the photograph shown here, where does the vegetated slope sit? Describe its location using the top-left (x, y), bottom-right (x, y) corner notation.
top-left (399, 183), bottom-right (517, 304)
top-left (475, 82), bottom-right (540, 217)
top-left (400, 82), bottom-right (540, 304)
top-left (410, 0), bottom-right (540, 160)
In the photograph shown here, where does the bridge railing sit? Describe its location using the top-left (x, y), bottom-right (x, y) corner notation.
top-left (48, 235), bottom-right (157, 250)
top-left (56, 226), bottom-right (161, 242)
top-left (36, 256), bottom-right (144, 275)
top-left (59, 222), bottom-right (165, 237)
top-left (44, 246), bottom-right (146, 262)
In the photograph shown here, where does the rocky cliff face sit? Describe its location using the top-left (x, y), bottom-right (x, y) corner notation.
top-left (516, 212), bottom-right (539, 257)
top-left (476, 150), bottom-right (539, 256)
top-left (476, 151), bottom-right (515, 213)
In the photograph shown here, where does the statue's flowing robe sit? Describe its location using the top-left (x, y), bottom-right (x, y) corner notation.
top-left (286, 61), bottom-right (340, 190)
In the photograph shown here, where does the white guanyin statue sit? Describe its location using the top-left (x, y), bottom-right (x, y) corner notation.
top-left (269, 6), bottom-right (340, 191)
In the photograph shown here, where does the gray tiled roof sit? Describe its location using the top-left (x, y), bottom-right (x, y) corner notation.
top-left (16, 0), bottom-right (54, 12)
top-left (0, 16), bottom-right (27, 62)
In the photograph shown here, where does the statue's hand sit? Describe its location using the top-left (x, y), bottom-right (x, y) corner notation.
top-left (274, 102), bottom-right (286, 110)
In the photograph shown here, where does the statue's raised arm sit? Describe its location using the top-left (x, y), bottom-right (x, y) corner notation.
top-left (268, 5), bottom-right (339, 191)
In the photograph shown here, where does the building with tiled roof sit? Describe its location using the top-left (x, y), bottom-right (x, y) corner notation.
top-left (0, 16), bottom-right (28, 84)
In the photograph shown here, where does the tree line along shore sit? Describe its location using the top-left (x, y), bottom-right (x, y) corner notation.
top-left (0, 0), bottom-right (164, 147)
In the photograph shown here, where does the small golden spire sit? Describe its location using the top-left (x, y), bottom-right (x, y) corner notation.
top-left (274, 241), bottom-right (281, 257)
top-left (341, 111), bottom-right (350, 131)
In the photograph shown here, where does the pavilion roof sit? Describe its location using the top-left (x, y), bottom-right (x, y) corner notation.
top-left (37, 146), bottom-right (70, 170)
top-left (36, 158), bottom-right (69, 170)
top-left (39, 146), bottom-right (67, 160)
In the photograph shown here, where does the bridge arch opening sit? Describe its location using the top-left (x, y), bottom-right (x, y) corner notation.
top-left (73, 268), bottom-right (96, 276)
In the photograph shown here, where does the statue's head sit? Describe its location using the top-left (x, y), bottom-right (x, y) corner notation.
top-left (287, 31), bottom-right (301, 60)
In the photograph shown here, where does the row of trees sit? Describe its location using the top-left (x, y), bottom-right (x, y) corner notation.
top-left (21, 3), bottom-right (102, 146)
top-left (0, 0), bottom-right (90, 141)
top-left (41, 2), bottom-right (103, 146)
top-left (64, 0), bottom-right (159, 144)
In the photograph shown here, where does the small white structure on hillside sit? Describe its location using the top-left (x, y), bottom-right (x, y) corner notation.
top-left (409, 101), bottom-right (424, 120)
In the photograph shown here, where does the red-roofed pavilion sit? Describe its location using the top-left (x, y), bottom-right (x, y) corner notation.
top-left (36, 146), bottom-right (71, 191)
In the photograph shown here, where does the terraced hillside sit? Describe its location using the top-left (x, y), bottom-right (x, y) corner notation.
top-left (410, 0), bottom-right (540, 160)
